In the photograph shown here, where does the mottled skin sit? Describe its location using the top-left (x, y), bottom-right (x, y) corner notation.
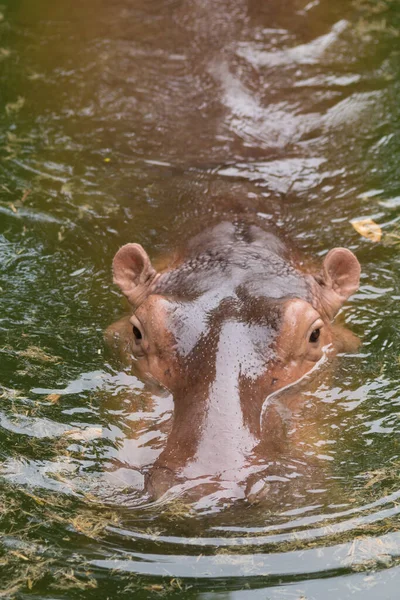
top-left (107, 220), bottom-right (360, 500)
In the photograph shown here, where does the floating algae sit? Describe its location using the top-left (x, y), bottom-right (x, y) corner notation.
top-left (18, 346), bottom-right (61, 364)
top-left (0, 482), bottom-right (122, 595)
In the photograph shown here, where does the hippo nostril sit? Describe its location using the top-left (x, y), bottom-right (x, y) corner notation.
top-left (271, 378), bottom-right (278, 386)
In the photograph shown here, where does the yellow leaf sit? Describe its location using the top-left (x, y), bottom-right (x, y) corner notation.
top-left (46, 393), bottom-right (61, 403)
top-left (351, 218), bottom-right (382, 242)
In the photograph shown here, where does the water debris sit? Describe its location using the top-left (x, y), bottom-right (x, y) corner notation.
top-left (4, 131), bottom-right (31, 159)
top-left (46, 393), bottom-right (61, 404)
top-left (70, 510), bottom-right (119, 539)
top-left (27, 71), bottom-right (42, 81)
top-left (143, 579), bottom-right (186, 594)
top-left (354, 17), bottom-right (400, 39)
top-left (18, 346), bottom-right (61, 364)
top-left (351, 218), bottom-right (382, 242)
top-left (0, 535), bottom-right (57, 597)
top-left (352, 0), bottom-right (394, 16)
top-left (4, 190), bottom-right (32, 217)
top-left (60, 181), bottom-right (74, 197)
top-left (58, 226), bottom-right (65, 242)
top-left (64, 427), bottom-right (103, 441)
top-left (362, 461), bottom-right (400, 488)
top-left (382, 224), bottom-right (400, 247)
top-left (10, 551), bottom-right (31, 562)
top-left (20, 189), bottom-right (31, 203)
top-left (0, 550), bottom-right (98, 595)
top-left (364, 471), bottom-right (385, 488)
top-left (5, 96), bottom-right (25, 115)
top-left (144, 584), bottom-right (164, 592)
top-left (51, 568), bottom-right (97, 591)
top-left (160, 498), bottom-right (193, 521)
top-left (0, 386), bottom-right (23, 400)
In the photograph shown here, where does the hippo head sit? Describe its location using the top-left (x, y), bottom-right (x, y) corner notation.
top-left (111, 223), bottom-right (360, 442)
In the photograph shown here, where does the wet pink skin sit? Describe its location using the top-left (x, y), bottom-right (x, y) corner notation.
top-left (107, 221), bottom-right (360, 500)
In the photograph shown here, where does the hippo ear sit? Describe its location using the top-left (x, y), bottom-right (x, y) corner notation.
top-left (320, 248), bottom-right (360, 317)
top-left (113, 243), bottom-right (157, 306)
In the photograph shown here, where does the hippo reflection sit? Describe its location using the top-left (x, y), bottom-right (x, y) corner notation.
top-left (108, 221), bottom-right (360, 500)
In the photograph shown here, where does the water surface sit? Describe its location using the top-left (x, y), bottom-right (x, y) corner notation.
top-left (1, 0), bottom-right (400, 597)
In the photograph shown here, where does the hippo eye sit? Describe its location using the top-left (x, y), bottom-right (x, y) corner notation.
top-left (132, 325), bottom-right (142, 341)
top-left (309, 328), bottom-right (320, 343)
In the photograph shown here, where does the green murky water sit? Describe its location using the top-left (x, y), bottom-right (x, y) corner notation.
top-left (1, 0), bottom-right (400, 597)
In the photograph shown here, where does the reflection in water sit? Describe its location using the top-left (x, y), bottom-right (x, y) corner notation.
top-left (1, 0), bottom-right (400, 596)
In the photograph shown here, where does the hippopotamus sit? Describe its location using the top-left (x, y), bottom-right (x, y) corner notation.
top-left (107, 219), bottom-right (360, 501)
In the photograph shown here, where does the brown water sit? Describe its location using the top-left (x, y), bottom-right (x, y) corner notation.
top-left (1, 0), bottom-right (400, 597)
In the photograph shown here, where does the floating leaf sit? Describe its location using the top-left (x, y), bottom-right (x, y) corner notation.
top-left (46, 393), bottom-right (61, 403)
top-left (351, 218), bottom-right (382, 242)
